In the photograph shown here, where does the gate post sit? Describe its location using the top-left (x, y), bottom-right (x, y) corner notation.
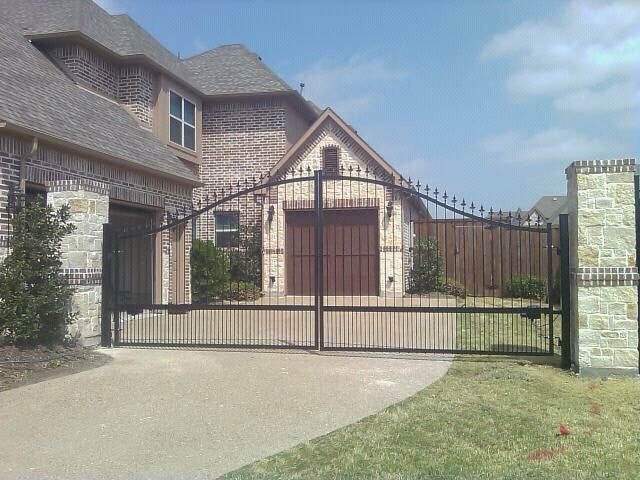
top-left (46, 179), bottom-right (109, 347)
top-left (314, 169), bottom-right (324, 350)
top-left (559, 214), bottom-right (571, 369)
top-left (101, 223), bottom-right (113, 347)
top-left (565, 159), bottom-right (639, 376)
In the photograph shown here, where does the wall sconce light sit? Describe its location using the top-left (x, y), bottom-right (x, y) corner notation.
top-left (268, 205), bottom-right (275, 222)
top-left (388, 276), bottom-right (394, 283)
top-left (269, 275), bottom-right (276, 284)
top-left (386, 201), bottom-right (394, 218)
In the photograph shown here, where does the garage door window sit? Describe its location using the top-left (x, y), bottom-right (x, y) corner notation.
top-left (215, 212), bottom-right (239, 247)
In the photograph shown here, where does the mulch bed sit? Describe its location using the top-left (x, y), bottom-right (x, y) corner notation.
top-left (0, 344), bottom-right (111, 392)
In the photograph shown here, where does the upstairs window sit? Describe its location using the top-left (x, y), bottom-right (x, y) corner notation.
top-left (322, 146), bottom-right (339, 176)
top-left (214, 212), bottom-right (239, 248)
top-left (170, 91), bottom-right (196, 151)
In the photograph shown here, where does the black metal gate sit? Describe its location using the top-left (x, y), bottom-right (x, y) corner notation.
top-left (103, 170), bottom-right (567, 356)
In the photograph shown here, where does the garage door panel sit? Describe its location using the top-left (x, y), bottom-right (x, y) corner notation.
top-left (286, 209), bottom-right (379, 296)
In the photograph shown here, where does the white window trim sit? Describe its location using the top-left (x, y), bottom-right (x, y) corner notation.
top-left (169, 90), bottom-right (197, 152)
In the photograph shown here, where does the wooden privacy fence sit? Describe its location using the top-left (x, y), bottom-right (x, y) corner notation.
top-left (413, 219), bottom-right (560, 298)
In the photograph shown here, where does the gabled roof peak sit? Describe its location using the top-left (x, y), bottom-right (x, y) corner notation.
top-left (270, 108), bottom-right (400, 180)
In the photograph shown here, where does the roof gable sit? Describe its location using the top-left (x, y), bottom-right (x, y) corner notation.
top-left (270, 109), bottom-right (401, 181)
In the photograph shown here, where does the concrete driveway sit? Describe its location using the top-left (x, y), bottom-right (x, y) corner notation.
top-left (0, 348), bottom-right (451, 479)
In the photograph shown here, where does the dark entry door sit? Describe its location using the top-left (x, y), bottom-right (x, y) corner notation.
top-left (285, 209), bottom-right (379, 296)
top-left (109, 204), bottom-right (156, 304)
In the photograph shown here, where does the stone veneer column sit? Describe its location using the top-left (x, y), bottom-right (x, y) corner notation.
top-left (566, 159), bottom-right (639, 376)
top-left (47, 179), bottom-right (109, 347)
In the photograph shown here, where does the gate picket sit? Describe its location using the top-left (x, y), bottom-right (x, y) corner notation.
top-left (102, 170), bottom-right (564, 356)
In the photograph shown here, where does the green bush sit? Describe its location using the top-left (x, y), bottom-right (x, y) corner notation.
top-left (505, 276), bottom-right (546, 300)
top-left (409, 238), bottom-right (467, 298)
top-left (224, 281), bottom-right (262, 302)
top-left (0, 201), bottom-right (76, 345)
top-left (190, 239), bottom-right (230, 303)
top-left (409, 238), bottom-right (442, 294)
top-left (229, 225), bottom-right (262, 286)
top-left (191, 238), bottom-right (263, 302)
top-left (439, 279), bottom-right (468, 299)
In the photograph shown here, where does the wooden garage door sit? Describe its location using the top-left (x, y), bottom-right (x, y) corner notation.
top-left (286, 209), bottom-right (379, 296)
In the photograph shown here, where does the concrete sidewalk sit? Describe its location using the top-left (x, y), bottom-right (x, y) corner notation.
top-left (0, 348), bottom-right (451, 479)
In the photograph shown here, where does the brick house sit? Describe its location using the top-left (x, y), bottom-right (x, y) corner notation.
top-left (0, 0), bottom-right (425, 345)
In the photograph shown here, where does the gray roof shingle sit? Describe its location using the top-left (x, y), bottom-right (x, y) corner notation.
top-left (0, 0), bottom-right (295, 97)
top-left (0, 14), bottom-right (199, 183)
top-left (0, 0), bottom-right (200, 88)
top-left (529, 196), bottom-right (568, 223)
top-left (181, 44), bottom-right (293, 95)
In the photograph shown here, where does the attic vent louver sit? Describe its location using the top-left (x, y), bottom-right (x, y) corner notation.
top-left (322, 146), bottom-right (339, 176)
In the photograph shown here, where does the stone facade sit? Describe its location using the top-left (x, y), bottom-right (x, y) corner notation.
top-left (0, 132), bottom-right (194, 344)
top-left (47, 179), bottom-right (109, 346)
top-left (566, 159), bottom-right (639, 376)
top-left (262, 120), bottom-right (410, 297)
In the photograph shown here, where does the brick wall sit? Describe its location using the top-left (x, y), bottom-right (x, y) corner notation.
top-left (50, 44), bottom-right (119, 99)
top-left (0, 132), bottom-right (193, 246)
top-left (119, 65), bottom-right (155, 128)
top-left (49, 44), bottom-right (154, 128)
top-left (198, 99), bottom-right (288, 232)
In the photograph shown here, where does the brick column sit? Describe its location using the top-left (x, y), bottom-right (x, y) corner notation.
top-left (47, 179), bottom-right (109, 346)
top-left (566, 159), bottom-right (639, 376)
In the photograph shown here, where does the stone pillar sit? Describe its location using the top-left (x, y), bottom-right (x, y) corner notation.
top-left (566, 159), bottom-right (639, 376)
top-left (47, 179), bottom-right (109, 346)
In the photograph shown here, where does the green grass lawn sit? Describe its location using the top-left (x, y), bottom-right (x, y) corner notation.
top-left (223, 359), bottom-right (640, 479)
top-left (455, 297), bottom-right (561, 354)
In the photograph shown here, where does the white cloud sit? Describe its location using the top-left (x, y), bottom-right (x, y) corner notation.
top-left (554, 81), bottom-right (639, 113)
top-left (480, 0), bottom-right (640, 121)
top-left (296, 53), bottom-right (407, 118)
top-left (94, 0), bottom-right (123, 14)
top-left (481, 128), bottom-right (622, 165)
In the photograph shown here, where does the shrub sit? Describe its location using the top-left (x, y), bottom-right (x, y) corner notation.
top-left (439, 279), bottom-right (468, 299)
top-left (190, 239), bottom-right (230, 303)
top-left (229, 225), bottom-right (262, 286)
top-left (0, 201), bottom-right (76, 345)
top-left (409, 238), bottom-right (467, 298)
top-left (505, 276), bottom-right (546, 300)
top-left (224, 281), bottom-right (262, 302)
top-left (409, 238), bottom-right (442, 294)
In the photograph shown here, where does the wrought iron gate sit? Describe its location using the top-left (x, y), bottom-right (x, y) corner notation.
top-left (103, 170), bottom-right (566, 355)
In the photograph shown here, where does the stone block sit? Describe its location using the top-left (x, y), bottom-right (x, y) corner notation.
top-left (68, 198), bottom-right (90, 213)
top-left (588, 314), bottom-right (610, 329)
top-left (613, 349), bottom-right (639, 368)
top-left (608, 183), bottom-right (635, 205)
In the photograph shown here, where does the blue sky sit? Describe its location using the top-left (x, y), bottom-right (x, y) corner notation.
top-left (98, 0), bottom-right (639, 210)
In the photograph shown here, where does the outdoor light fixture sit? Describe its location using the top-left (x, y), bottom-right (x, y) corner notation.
top-left (269, 275), bottom-right (276, 283)
top-left (388, 276), bottom-right (394, 283)
top-left (268, 205), bottom-right (275, 222)
top-left (386, 201), bottom-right (393, 218)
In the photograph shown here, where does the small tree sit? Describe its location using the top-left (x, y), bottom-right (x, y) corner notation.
top-left (409, 238), bottom-right (442, 294)
top-left (190, 239), bottom-right (230, 303)
top-left (0, 201), bottom-right (76, 345)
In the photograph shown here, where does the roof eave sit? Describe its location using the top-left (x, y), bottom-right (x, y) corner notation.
top-left (202, 90), bottom-right (319, 122)
top-left (27, 32), bottom-right (319, 121)
top-left (27, 31), bottom-right (206, 98)
top-left (0, 120), bottom-right (202, 187)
